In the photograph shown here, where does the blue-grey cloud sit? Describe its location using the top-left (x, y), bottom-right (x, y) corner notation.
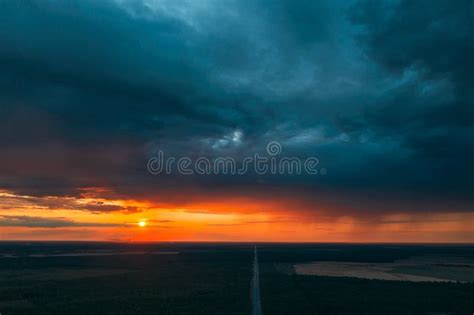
top-left (0, 0), bottom-right (472, 216)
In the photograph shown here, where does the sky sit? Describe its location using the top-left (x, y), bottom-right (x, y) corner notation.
top-left (0, 0), bottom-right (473, 242)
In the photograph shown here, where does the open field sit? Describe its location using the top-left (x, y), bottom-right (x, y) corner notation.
top-left (259, 244), bottom-right (474, 315)
top-left (295, 261), bottom-right (456, 282)
top-left (294, 254), bottom-right (474, 282)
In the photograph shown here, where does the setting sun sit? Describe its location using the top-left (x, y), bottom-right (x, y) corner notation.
top-left (138, 220), bottom-right (146, 227)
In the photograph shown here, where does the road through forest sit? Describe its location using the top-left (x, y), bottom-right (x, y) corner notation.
top-left (251, 246), bottom-right (262, 315)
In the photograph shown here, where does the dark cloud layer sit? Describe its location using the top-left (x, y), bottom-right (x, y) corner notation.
top-left (0, 215), bottom-right (126, 228)
top-left (0, 0), bottom-right (472, 216)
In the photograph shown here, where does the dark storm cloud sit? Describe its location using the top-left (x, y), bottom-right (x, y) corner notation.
top-left (344, 0), bottom-right (474, 194)
top-left (0, 0), bottom-right (472, 216)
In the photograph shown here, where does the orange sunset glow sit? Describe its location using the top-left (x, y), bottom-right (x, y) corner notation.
top-left (1, 188), bottom-right (472, 243)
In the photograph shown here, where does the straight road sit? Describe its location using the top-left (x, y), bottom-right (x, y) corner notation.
top-left (251, 246), bottom-right (263, 315)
